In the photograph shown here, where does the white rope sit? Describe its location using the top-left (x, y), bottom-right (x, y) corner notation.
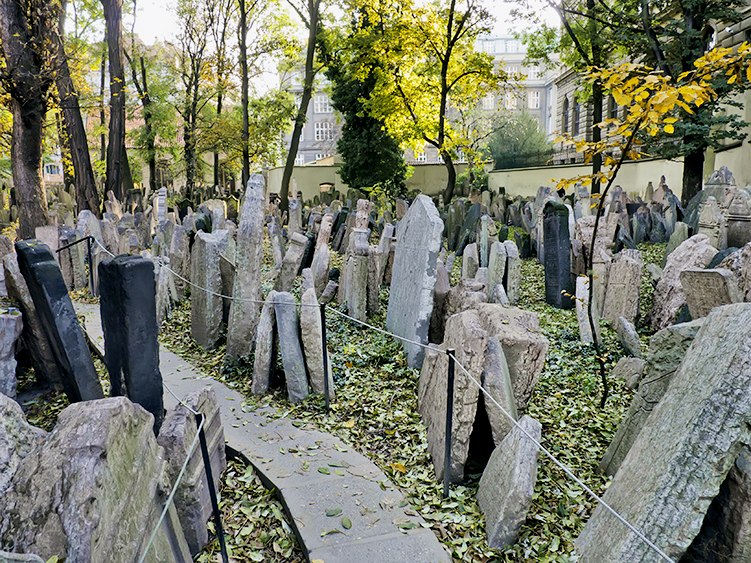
top-left (138, 414), bottom-right (206, 563)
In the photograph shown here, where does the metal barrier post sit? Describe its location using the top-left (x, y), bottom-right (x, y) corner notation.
top-left (320, 303), bottom-right (330, 414)
top-left (195, 413), bottom-right (228, 563)
top-left (443, 349), bottom-right (455, 500)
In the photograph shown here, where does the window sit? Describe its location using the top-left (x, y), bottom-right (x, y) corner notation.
top-left (609, 95), bottom-right (619, 120)
top-left (562, 97), bottom-right (569, 133)
top-left (505, 92), bottom-right (517, 109)
top-left (507, 40), bottom-right (519, 53)
top-left (507, 65), bottom-right (519, 77)
top-left (315, 153), bottom-right (330, 161)
top-left (482, 93), bottom-right (494, 110)
top-left (527, 65), bottom-right (540, 79)
top-left (314, 122), bottom-right (333, 141)
top-left (45, 164), bottom-right (61, 175)
top-left (314, 94), bottom-right (333, 114)
top-left (415, 150), bottom-right (426, 162)
top-left (573, 99), bottom-right (581, 136)
top-left (294, 154), bottom-right (305, 165)
top-left (528, 91), bottom-right (540, 109)
top-left (456, 149), bottom-right (467, 163)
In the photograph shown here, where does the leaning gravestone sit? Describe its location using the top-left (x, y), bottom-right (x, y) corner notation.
top-left (273, 292), bottom-right (309, 404)
top-left (15, 241), bottom-right (103, 402)
top-left (274, 232), bottom-right (307, 292)
top-left (300, 288), bottom-right (334, 398)
top-left (0, 397), bottom-right (189, 562)
top-left (680, 267), bottom-right (742, 320)
top-left (252, 291), bottom-right (277, 395)
top-left (226, 175), bottom-right (266, 359)
top-left (386, 195), bottom-right (443, 368)
top-left (99, 255), bottom-right (163, 433)
top-left (543, 201), bottom-right (573, 309)
top-left (477, 415), bottom-right (541, 550)
top-left (578, 304), bottom-right (751, 562)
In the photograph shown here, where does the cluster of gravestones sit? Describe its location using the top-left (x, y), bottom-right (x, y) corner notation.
top-left (0, 238), bottom-right (225, 562)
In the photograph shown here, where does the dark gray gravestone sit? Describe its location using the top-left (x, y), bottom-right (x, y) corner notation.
top-left (98, 255), bottom-right (163, 433)
top-left (15, 240), bottom-right (103, 402)
top-left (514, 230), bottom-right (532, 259)
top-left (273, 292), bottom-right (309, 403)
top-left (543, 202), bottom-right (574, 309)
top-left (298, 233), bottom-right (316, 275)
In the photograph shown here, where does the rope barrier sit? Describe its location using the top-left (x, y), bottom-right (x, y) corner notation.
top-left (138, 414), bottom-right (206, 563)
top-left (92, 235), bottom-right (673, 561)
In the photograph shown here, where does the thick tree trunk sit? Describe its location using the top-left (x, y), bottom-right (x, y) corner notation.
top-left (0, 0), bottom-right (53, 238)
top-left (57, 0), bottom-right (101, 215)
top-left (99, 38), bottom-right (107, 165)
top-left (11, 99), bottom-right (49, 239)
top-left (239, 0), bottom-right (249, 189)
top-left (102, 0), bottom-right (131, 202)
top-left (56, 113), bottom-right (76, 189)
top-left (441, 150), bottom-right (457, 203)
top-left (280, 0), bottom-right (319, 214)
top-left (682, 146), bottom-right (704, 207)
top-left (588, 0), bottom-right (602, 194)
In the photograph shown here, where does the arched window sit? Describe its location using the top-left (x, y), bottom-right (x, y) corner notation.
top-left (562, 97), bottom-right (569, 133)
top-left (573, 98), bottom-right (581, 136)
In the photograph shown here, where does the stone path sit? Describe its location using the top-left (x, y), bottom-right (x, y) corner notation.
top-left (74, 302), bottom-right (451, 563)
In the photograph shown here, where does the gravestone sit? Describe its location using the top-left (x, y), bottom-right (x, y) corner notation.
top-left (386, 195), bottom-right (444, 368)
top-left (602, 249), bottom-right (643, 325)
top-left (503, 240), bottom-right (521, 306)
top-left (251, 291), bottom-right (277, 395)
top-left (579, 305), bottom-right (751, 562)
top-left (462, 243), bottom-right (479, 279)
top-left (226, 175), bottom-right (266, 359)
top-left (190, 230), bottom-right (229, 349)
top-left (680, 267), bottom-right (742, 319)
top-left (14, 241), bottom-right (103, 402)
top-left (648, 234), bottom-right (717, 330)
top-left (575, 276), bottom-right (600, 344)
top-left (0, 310), bottom-right (23, 399)
top-left (611, 356), bottom-right (646, 390)
top-left (486, 241), bottom-right (507, 301)
top-left (662, 221), bottom-right (689, 267)
top-left (697, 196), bottom-right (727, 250)
top-left (273, 292), bottom-right (309, 403)
top-left (274, 232), bottom-right (307, 292)
top-left (300, 288), bottom-right (334, 398)
top-left (477, 415), bottom-right (541, 550)
top-left (98, 255), bottom-right (163, 432)
top-left (543, 201), bottom-right (573, 309)
top-left (479, 215), bottom-right (490, 267)
top-left (0, 392), bottom-right (47, 499)
top-left (169, 225), bottom-right (190, 297)
top-left (615, 316), bottom-right (641, 358)
top-left (157, 187), bottom-right (167, 222)
top-left (483, 336), bottom-right (518, 445)
top-left (724, 188), bottom-right (751, 249)
top-left (342, 229), bottom-right (369, 321)
top-left (288, 199), bottom-right (303, 235)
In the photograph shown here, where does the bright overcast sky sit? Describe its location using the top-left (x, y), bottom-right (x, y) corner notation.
top-left (133, 0), bottom-right (559, 46)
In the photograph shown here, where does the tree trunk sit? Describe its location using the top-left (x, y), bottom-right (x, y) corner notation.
top-left (441, 150), bottom-right (457, 203)
top-left (102, 0), bottom-right (130, 202)
top-left (11, 99), bottom-right (49, 239)
top-left (279, 0), bottom-right (319, 214)
top-left (56, 0), bottom-right (101, 215)
top-left (0, 0), bottom-right (52, 239)
top-left (99, 37), bottom-right (107, 165)
top-left (588, 0), bottom-right (602, 194)
top-left (239, 0), bottom-right (249, 189)
top-left (682, 146), bottom-right (704, 207)
top-left (56, 112), bottom-right (76, 189)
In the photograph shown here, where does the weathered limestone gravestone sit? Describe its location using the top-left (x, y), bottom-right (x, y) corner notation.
top-left (0, 392), bottom-right (47, 498)
top-left (504, 240), bottom-right (522, 306)
top-left (543, 201), bottom-right (573, 309)
top-left (575, 276), bottom-right (599, 345)
top-left (99, 255), bottom-right (163, 432)
top-left (274, 232), bottom-right (307, 292)
top-left (386, 195), bottom-right (443, 368)
top-left (647, 234), bottom-right (717, 330)
top-left (300, 288), bottom-right (334, 397)
top-left (477, 415), bottom-right (541, 550)
top-left (274, 292), bottom-right (309, 403)
top-left (226, 174), bottom-right (266, 359)
top-left (190, 230), bottom-right (229, 349)
top-left (578, 304), bottom-right (751, 562)
top-left (602, 249), bottom-right (643, 325)
top-left (680, 267), bottom-right (742, 319)
top-left (252, 291), bottom-right (277, 395)
top-left (0, 397), bottom-right (190, 562)
top-left (0, 310), bottom-right (22, 399)
top-left (599, 318), bottom-right (704, 477)
top-left (697, 196), bottom-right (727, 250)
top-left (15, 240), bottom-right (103, 402)
top-left (157, 387), bottom-right (226, 555)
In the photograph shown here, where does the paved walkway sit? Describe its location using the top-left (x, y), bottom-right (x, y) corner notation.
top-left (74, 302), bottom-right (451, 563)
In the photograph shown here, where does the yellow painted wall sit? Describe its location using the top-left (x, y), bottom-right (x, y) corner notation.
top-left (488, 157), bottom-right (686, 201)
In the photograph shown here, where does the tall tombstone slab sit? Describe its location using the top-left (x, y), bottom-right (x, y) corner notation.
top-left (680, 267), bottom-right (742, 320)
top-left (386, 195), bottom-right (443, 368)
top-left (0, 311), bottom-right (23, 399)
top-left (190, 230), bottom-right (229, 349)
top-left (273, 292), bottom-right (308, 403)
top-left (226, 175), bottom-right (266, 359)
top-left (578, 304), bottom-right (751, 562)
top-left (487, 241), bottom-right (507, 302)
top-left (98, 255), bottom-right (163, 432)
top-left (504, 240), bottom-right (522, 306)
top-left (602, 249), bottom-right (643, 325)
top-left (288, 199), bottom-right (303, 235)
top-left (14, 241), bottom-right (103, 402)
top-left (543, 201), bottom-right (573, 309)
top-left (300, 288), bottom-right (334, 398)
top-left (252, 291), bottom-right (277, 395)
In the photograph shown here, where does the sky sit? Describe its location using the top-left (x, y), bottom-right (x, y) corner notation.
top-left (132, 0), bottom-right (560, 46)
